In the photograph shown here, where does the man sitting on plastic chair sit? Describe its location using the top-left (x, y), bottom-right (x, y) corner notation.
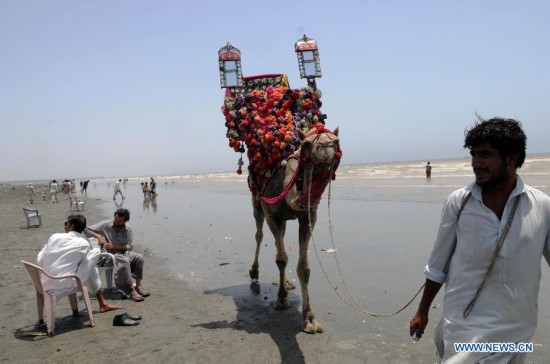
top-left (37, 214), bottom-right (121, 315)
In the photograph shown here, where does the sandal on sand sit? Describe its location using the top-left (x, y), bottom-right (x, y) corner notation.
top-left (128, 293), bottom-right (144, 302)
top-left (135, 287), bottom-right (150, 297)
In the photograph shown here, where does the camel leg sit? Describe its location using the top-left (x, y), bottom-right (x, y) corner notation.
top-left (265, 215), bottom-right (291, 310)
top-left (249, 198), bottom-right (264, 282)
top-left (297, 213), bottom-right (323, 334)
top-left (281, 221), bottom-right (296, 291)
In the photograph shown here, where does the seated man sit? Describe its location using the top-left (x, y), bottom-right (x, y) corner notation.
top-left (37, 214), bottom-right (121, 313)
top-left (85, 208), bottom-right (149, 302)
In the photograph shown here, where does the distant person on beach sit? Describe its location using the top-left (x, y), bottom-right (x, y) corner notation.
top-left (85, 208), bottom-right (149, 302)
top-left (26, 183), bottom-right (35, 204)
top-left (82, 180), bottom-right (89, 196)
top-left (425, 161), bottom-right (432, 179)
top-left (141, 182), bottom-right (149, 198)
top-left (150, 177), bottom-right (157, 197)
top-left (409, 118), bottom-right (550, 363)
top-left (70, 179), bottom-right (77, 195)
top-left (113, 179), bottom-right (124, 200)
top-left (42, 184), bottom-right (49, 201)
top-left (50, 180), bottom-right (59, 203)
top-left (37, 214), bottom-right (121, 313)
top-left (61, 180), bottom-right (71, 200)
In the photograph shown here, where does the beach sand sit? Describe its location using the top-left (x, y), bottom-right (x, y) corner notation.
top-left (1, 160), bottom-right (549, 363)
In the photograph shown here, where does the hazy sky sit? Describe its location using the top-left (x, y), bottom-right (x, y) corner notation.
top-left (2, 0), bottom-right (549, 182)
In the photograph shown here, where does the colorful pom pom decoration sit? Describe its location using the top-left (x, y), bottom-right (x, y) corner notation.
top-left (221, 75), bottom-right (325, 197)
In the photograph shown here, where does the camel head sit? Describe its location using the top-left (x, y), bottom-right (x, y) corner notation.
top-left (298, 125), bottom-right (341, 170)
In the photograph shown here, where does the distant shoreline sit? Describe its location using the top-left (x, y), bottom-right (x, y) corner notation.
top-left (3, 152), bottom-right (549, 185)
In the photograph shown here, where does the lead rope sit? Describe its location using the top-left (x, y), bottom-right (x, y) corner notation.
top-left (462, 194), bottom-right (521, 317)
top-left (307, 167), bottom-right (424, 317)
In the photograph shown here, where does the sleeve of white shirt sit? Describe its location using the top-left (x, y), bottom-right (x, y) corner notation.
top-left (544, 221), bottom-right (550, 268)
top-left (76, 240), bottom-right (101, 283)
top-left (424, 190), bottom-right (466, 284)
top-left (37, 235), bottom-right (55, 266)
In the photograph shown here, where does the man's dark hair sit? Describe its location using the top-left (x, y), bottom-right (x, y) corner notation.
top-left (464, 117), bottom-right (527, 168)
top-left (68, 214), bottom-right (87, 233)
top-left (115, 208), bottom-right (130, 222)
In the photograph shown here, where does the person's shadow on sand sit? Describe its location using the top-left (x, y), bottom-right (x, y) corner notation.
top-left (194, 283), bottom-right (307, 364)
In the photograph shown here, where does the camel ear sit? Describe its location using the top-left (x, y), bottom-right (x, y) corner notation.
top-left (333, 127), bottom-right (339, 137)
top-left (298, 129), bottom-right (306, 140)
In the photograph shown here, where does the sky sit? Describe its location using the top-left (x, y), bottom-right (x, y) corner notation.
top-left (2, 0), bottom-right (549, 182)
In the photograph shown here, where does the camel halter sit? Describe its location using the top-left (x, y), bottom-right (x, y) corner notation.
top-left (260, 127), bottom-right (341, 206)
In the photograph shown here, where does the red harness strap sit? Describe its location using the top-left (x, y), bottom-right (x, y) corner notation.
top-left (260, 155), bottom-right (302, 205)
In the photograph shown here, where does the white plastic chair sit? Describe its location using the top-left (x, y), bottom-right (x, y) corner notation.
top-left (23, 207), bottom-right (42, 228)
top-left (97, 252), bottom-right (117, 289)
top-left (42, 190), bottom-right (51, 201)
top-left (69, 196), bottom-right (85, 212)
top-left (21, 260), bottom-right (95, 336)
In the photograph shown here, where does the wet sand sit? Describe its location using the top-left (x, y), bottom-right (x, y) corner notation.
top-left (1, 162), bottom-right (549, 363)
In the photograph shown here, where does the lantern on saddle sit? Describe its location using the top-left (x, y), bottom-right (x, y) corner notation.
top-left (219, 36), bottom-right (328, 198)
top-left (218, 42), bottom-right (243, 90)
top-left (295, 34), bottom-right (322, 89)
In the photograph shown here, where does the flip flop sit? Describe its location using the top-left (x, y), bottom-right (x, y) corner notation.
top-left (135, 288), bottom-right (150, 297)
top-left (128, 293), bottom-right (144, 302)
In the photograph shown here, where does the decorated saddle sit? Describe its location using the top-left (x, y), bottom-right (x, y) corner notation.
top-left (222, 74), bottom-right (327, 198)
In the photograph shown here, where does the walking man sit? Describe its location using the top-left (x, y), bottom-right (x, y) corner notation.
top-left (113, 179), bottom-right (124, 200)
top-left (26, 183), bottom-right (35, 204)
top-left (409, 118), bottom-right (550, 363)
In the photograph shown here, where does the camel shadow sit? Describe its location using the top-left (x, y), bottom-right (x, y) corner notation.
top-left (194, 282), bottom-right (307, 364)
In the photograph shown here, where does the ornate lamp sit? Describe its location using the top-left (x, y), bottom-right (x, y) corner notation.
top-left (294, 34), bottom-right (321, 88)
top-left (218, 42), bottom-right (243, 89)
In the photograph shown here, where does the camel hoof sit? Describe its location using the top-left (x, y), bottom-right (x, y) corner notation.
top-left (249, 269), bottom-right (259, 280)
top-left (303, 319), bottom-right (324, 334)
top-left (250, 281), bottom-right (260, 295)
top-left (274, 299), bottom-right (291, 310)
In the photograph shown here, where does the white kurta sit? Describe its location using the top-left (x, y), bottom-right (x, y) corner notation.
top-left (37, 231), bottom-right (102, 295)
top-left (425, 177), bottom-right (550, 363)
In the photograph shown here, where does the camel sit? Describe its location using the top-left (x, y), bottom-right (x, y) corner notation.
top-left (249, 125), bottom-right (341, 334)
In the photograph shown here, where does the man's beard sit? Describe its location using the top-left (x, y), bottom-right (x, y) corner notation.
top-left (475, 162), bottom-right (508, 188)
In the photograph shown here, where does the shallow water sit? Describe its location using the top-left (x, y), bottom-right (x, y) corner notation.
top-left (88, 155), bottom-right (550, 362)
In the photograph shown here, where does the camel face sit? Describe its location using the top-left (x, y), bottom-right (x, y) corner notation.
top-left (305, 132), bottom-right (340, 170)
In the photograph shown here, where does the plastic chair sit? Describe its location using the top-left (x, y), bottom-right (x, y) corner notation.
top-left (23, 207), bottom-right (42, 228)
top-left (21, 260), bottom-right (95, 336)
top-left (69, 196), bottom-right (85, 212)
top-left (97, 252), bottom-right (117, 289)
top-left (42, 190), bottom-right (51, 201)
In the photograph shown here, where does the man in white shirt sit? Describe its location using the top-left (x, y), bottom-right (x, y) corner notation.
top-left (409, 118), bottom-right (550, 363)
top-left (37, 214), bottom-right (121, 313)
top-left (26, 183), bottom-right (35, 204)
top-left (113, 179), bottom-right (124, 200)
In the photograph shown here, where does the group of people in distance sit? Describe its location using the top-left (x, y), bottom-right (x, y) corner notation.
top-left (31, 179), bottom-right (90, 204)
top-left (31, 117), bottom-right (550, 363)
top-left (140, 177), bottom-right (157, 199)
top-left (37, 208), bottom-right (149, 321)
